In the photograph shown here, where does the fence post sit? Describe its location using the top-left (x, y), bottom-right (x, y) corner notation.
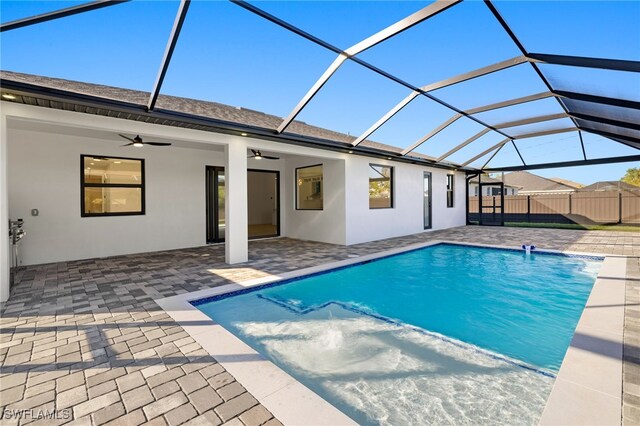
top-left (568, 193), bottom-right (572, 215)
top-left (493, 196), bottom-right (496, 221)
top-left (619, 192), bottom-right (623, 224)
top-left (527, 195), bottom-right (531, 223)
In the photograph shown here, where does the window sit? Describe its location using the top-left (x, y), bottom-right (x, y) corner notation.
top-left (296, 164), bottom-right (323, 210)
top-left (81, 155), bottom-right (144, 216)
top-left (446, 174), bottom-right (454, 208)
top-left (369, 164), bottom-right (393, 209)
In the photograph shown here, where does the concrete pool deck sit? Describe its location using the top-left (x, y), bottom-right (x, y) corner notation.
top-left (1, 226), bottom-right (639, 425)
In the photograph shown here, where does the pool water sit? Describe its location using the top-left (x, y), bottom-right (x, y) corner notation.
top-left (195, 244), bottom-right (601, 425)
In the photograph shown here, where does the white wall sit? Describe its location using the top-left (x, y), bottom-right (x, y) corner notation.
top-left (7, 126), bottom-right (466, 266)
top-left (0, 112), bottom-right (10, 303)
top-left (8, 127), bottom-right (225, 266)
top-left (283, 156), bottom-right (346, 245)
top-left (345, 156), bottom-right (466, 245)
top-left (4, 103), bottom-right (469, 273)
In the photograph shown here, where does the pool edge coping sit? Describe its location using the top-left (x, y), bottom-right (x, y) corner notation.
top-left (155, 240), bottom-right (624, 426)
top-left (539, 255), bottom-right (626, 425)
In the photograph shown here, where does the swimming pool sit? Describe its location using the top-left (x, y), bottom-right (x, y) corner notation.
top-left (194, 243), bottom-right (602, 425)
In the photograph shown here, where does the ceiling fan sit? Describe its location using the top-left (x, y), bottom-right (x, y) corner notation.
top-left (119, 134), bottom-right (172, 147)
top-left (248, 149), bottom-right (279, 160)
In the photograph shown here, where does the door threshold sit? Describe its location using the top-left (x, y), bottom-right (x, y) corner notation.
top-left (206, 235), bottom-right (283, 246)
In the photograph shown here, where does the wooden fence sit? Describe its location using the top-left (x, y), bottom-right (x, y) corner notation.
top-left (468, 190), bottom-right (640, 225)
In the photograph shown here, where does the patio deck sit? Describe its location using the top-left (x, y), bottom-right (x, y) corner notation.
top-left (1, 225), bottom-right (638, 425)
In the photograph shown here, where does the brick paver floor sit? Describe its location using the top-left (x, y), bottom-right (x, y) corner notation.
top-left (1, 225), bottom-right (639, 425)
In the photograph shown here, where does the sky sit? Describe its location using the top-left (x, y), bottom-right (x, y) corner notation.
top-left (1, 0), bottom-right (638, 185)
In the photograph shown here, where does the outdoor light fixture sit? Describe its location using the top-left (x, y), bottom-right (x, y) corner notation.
top-left (241, 133), bottom-right (248, 136)
top-left (348, 150), bottom-right (353, 154)
top-left (2, 93), bottom-right (16, 100)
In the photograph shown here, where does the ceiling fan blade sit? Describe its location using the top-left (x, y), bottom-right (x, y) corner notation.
top-left (251, 149), bottom-right (258, 155)
top-left (263, 156), bottom-right (280, 160)
top-left (145, 142), bottom-right (172, 146)
top-left (119, 134), bottom-right (135, 142)
top-left (121, 143), bottom-right (134, 147)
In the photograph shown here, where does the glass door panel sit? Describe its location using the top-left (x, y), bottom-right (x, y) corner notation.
top-left (217, 171), bottom-right (225, 241)
top-left (206, 166), bottom-right (225, 243)
top-left (423, 172), bottom-right (432, 229)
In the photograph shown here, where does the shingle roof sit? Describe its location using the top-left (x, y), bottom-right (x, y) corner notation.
top-left (0, 70), bottom-right (440, 162)
top-left (580, 181), bottom-right (640, 192)
top-left (468, 175), bottom-right (521, 188)
top-left (547, 177), bottom-right (584, 189)
top-left (502, 171), bottom-right (576, 192)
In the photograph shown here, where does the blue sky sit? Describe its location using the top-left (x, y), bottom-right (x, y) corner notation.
top-left (1, 0), bottom-right (638, 184)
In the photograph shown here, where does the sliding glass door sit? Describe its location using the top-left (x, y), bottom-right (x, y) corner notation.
top-left (423, 172), bottom-right (432, 229)
top-left (206, 166), bottom-right (225, 243)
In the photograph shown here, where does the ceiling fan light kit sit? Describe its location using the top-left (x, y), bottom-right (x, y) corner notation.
top-left (119, 134), bottom-right (172, 147)
top-left (248, 149), bottom-right (279, 160)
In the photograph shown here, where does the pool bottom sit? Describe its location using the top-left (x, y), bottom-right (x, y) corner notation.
top-left (224, 301), bottom-right (554, 425)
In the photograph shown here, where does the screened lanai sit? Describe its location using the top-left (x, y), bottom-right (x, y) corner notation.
top-left (1, 0), bottom-right (639, 173)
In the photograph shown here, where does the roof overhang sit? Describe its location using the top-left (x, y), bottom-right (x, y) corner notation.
top-left (0, 77), bottom-right (472, 172)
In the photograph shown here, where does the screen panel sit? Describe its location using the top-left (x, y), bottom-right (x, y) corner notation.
top-left (490, 1), bottom-right (640, 60)
top-left (295, 60), bottom-right (411, 139)
top-left (254, 1), bottom-right (429, 49)
top-left (448, 131), bottom-right (507, 166)
top-left (563, 99), bottom-right (640, 126)
top-left (431, 64), bottom-right (549, 111)
top-left (358, 1), bottom-right (520, 88)
top-left (1, 1), bottom-right (88, 22)
top-left (576, 119), bottom-right (640, 141)
top-left (369, 95), bottom-right (456, 150)
top-left (511, 132), bottom-right (585, 165)
top-left (1, 1), bottom-right (177, 92)
top-left (539, 64), bottom-right (640, 103)
top-left (482, 141), bottom-right (522, 169)
top-left (580, 131), bottom-right (640, 159)
top-left (161, 0), bottom-right (337, 120)
top-left (412, 116), bottom-right (488, 159)
top-left (504, 118), bottom-right (576, 138)
top-left (472, 97), bottom-right (566, 127)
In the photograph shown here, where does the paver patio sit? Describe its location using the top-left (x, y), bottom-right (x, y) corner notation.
top-left (1, 226), bottom-right (639, 425)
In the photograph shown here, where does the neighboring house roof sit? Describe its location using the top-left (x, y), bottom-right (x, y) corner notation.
top-left (468, 175), bottom-right (521, 189)
top-left (502, 171), bottom-right (576, 193)
top-left (548, 177), bottom-right (584, 189)
top-left (0, 70), bottom-right (442, 164)
top-left (580, 181), bottom-right (640, 192)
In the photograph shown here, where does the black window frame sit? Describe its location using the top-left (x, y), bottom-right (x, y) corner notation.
top-left (295, 164), bottom-right (324, 211)
top-left (369, 163), bottom-right (394, 209)
top-left (446, 174), bottom-right (455, 208)
top-left (80, 154), bottom-right (146, 217)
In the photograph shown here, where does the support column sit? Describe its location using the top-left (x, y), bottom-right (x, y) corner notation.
top-left (224, 140), bottom-right (248, 264)
top-left (1, 112), bottom-right (10, 303)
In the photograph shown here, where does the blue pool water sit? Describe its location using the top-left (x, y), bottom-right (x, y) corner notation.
top-left (195, 244), bottom-right (601, 425)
